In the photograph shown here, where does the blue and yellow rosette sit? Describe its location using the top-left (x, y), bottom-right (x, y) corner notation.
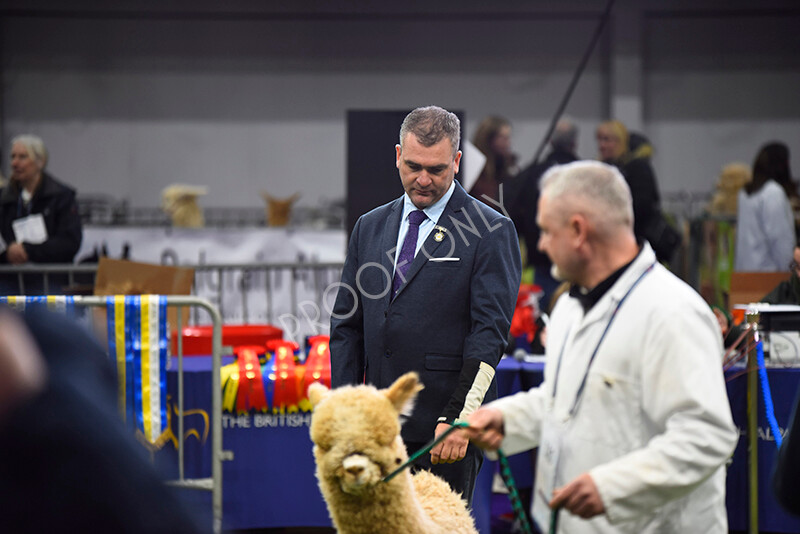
top-left (105, 295), bottom-right (169, 449)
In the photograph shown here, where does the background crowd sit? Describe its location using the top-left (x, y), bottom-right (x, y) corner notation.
top-left (467, 116), bottom-right (798, 312)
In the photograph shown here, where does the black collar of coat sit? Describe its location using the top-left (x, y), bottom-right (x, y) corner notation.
top-left (568, 243), bottom-right (643, 313)
top-left (0, 172), bottom-right (62, 205)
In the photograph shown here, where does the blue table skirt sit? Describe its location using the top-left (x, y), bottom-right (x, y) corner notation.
top-left (725, 366), bottom-right (800, 532)
top-left (157, 357), bottom-right (520, 532)
top-left (156, 356), bottom-right (800, 533)
top-left (156, 356), bottom-right (328, 530)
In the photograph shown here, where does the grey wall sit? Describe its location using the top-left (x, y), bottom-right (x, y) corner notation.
top-left (1, 1), bottom-right (799, 211)
top-left (645, 10), bottom-right (800, 197)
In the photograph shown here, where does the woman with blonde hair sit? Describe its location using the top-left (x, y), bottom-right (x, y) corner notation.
top-left (596, 120), bottom-right (676, 261)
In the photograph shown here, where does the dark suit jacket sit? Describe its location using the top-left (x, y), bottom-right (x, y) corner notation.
top-left (330, 181), bottom-right (522, 443)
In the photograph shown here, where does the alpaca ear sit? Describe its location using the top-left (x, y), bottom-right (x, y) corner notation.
top-left (384, 372), bottom-right (424, 415)
top-left (308, 382), bottom-right (331, 407)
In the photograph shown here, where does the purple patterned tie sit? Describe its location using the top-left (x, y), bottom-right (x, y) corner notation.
top-left (393, 209), bottom-right (427, 296)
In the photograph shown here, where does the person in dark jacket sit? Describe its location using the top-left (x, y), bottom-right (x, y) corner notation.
top-left (509, 118), bottom-right (578, 309)
top-left (0, 134), bottom-right (82, 264)
top-left (0, 306), bottom-right (205, 533)
top-left (596, 121), bottom-right (686, 264)
top-left (762, 243), bottom-right (800, 305)
top-left (596, 121), bottom-right (661, 243)
top-left (469, 115), bottom-right (519, 211)
top-left (0, 135), bottom-right (82, 293)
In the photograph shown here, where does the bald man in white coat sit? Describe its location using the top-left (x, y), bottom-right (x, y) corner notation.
top-left (467, 161), bottom-right (737, 533)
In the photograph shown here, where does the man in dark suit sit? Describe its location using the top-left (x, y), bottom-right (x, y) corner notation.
top-left (330, 105), bottom-right (522, 505)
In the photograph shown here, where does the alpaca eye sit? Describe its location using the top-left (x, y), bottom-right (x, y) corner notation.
top-left (395, 458), bottom-right (402, 465)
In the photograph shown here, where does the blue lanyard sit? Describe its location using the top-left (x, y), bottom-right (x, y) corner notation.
top-left (551, 262), bottom-right (656, 417)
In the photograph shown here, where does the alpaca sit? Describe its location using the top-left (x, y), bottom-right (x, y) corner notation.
top-left (161, 184), bottom-right (207, 228)
top-left (261, 192), bottom-right (299, 227)
top-left (308, 373), bottom-right (477, 534)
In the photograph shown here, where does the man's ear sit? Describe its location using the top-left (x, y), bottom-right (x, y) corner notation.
top-left (453, 150), bottom-right (462, 174)
top-left (568, 214), bottom-right (580, 235)
top-left (395, 144), bottom-right (402, 169)
top-left (569, 214), bottom-right (589, 245)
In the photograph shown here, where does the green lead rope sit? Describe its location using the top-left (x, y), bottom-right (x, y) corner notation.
top-left (497, 449), bottom-right (534, 534)
top-left (383, 422), bottom-right (470, 482)
top-left (382, 422), bottom-right (537, 534)
top-left (550, 507), bottom-right (560, 534)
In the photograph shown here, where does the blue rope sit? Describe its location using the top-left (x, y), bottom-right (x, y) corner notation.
top-left (756, 338), bottom-right (783, 448)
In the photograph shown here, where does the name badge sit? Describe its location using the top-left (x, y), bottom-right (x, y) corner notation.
top-left (532, 415), bottom-right (565, 531)
top-left (12, 213), bottom-right (48, 244)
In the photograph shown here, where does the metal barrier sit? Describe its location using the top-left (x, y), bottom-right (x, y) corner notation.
top-left (0, 263), bottom-right (98, 295)
top-left (69, 295), bottom-right (229, 534)
top-left (186, 261), bottom-right (343, 327)
top-left (0, 216), bottom-right (736, 313)
top-left (0, 261), bottom-right (344, 330)
top-left (76, 199), bottom-right (345, 229)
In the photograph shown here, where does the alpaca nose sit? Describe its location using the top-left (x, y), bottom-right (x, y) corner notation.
top-left (342, 454), bottom-right (370, 478)
top-left (345, 464), bottom-right (364, 476)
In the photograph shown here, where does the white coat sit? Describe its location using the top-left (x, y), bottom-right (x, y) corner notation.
top-left (734, 180), bottom-right (796, 272)
top-left (491, 243), bottom-right (738, 533)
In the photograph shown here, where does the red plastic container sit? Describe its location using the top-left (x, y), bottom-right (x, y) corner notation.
top-left (172, 324), bottom-right (283, 356)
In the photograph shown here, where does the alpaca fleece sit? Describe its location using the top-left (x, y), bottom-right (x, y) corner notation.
top-left (309, 373), bottom-right (477, 534)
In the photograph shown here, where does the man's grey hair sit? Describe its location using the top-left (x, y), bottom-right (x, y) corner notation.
top-left (399, 106), bottom-right (461, 157)
top-left (550, 118), bottom-right (578, 152)
top-left (540, 160), bottom-right (634, 232)
top-left (11, 134), bottom-right (48, 169)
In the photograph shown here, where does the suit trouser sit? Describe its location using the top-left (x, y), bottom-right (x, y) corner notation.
top-left (405, 441), bottom-right (483, 508)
